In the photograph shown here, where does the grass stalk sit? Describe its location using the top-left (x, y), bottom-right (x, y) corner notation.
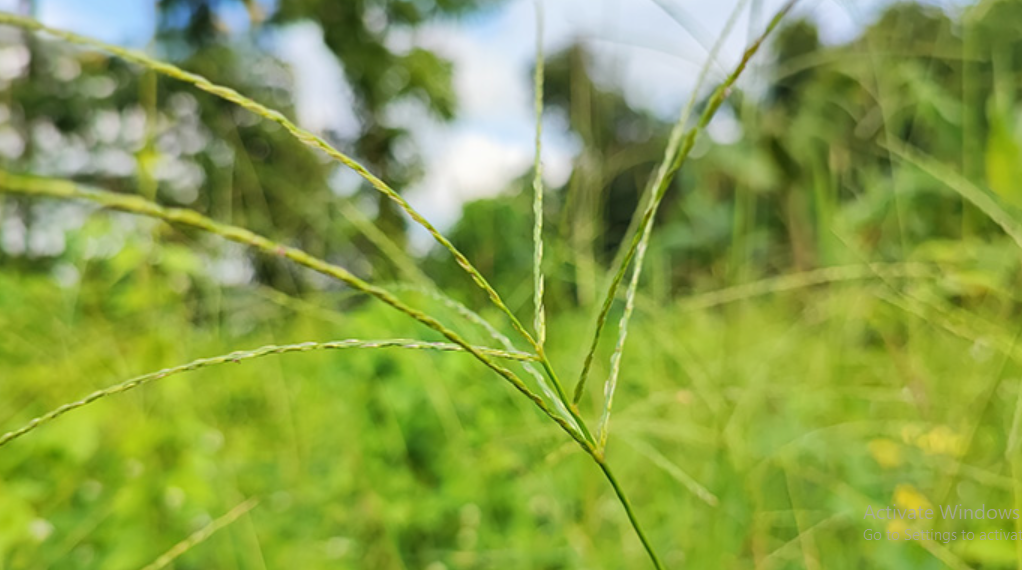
top-left (573, 0), bottom-right (799, 405)
top-left (532, 0), bottom-right (547, 349)
top-left (0, 338), bottom-right (537, 448)
top-left (597, 458), bottom-right (665, 570)
top-left (0, 173), bottom-right (660, 565)
top-left (140, 498), bottom-right (259, 570)
top-left (595, 0), bottom-right (752, 449)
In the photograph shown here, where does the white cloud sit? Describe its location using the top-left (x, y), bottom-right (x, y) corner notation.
top-left (407, 130), bottom-right (531, 230)
top-left (274, 21), bottom-right (359, 138)
top-left (403, 123), bottom-right (574, 251)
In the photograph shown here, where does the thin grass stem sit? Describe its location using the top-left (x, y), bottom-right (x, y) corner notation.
top-left (883, 139), bottom-right (1022, 251)
top-left (671, 262), bottom-right (935, 312)
top-left (532, 0), bottom-right (547, 349)
top-left (595, 0), bottom-right (753, 449)
top-left (623, 436), bottom-right (719, 506)
top-left (335, 198), bottom-right (432, 286)
top-left (140, 498), bottom-right (259, 570)
top-left (0, 338), bottom-right (537, 448)
top-left (596, 459), bottom-right (665, 570)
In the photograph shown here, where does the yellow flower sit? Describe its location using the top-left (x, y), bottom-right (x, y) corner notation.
top-left (916, 425), bottom-right (965, 457)
top-left (887, 518), bottom-right (910, 535)
top-left (899, 423), bottom-right (966, 457)
top-left (893, 483), bottom-right (932, 513)
top-left (868, 438), bottom-right (903, 468)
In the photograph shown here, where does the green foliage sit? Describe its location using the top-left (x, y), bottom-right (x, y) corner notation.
top-left (7, 264), bottom-right (1022, 568)
top-left (9, 0), bottom-right (1022, 568)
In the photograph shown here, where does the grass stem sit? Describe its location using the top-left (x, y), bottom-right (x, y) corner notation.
top-left (532, 0), bottom-right (547, 349)
top-left (0, 339), bottom-right (536, 448)
top-left (597, 458), bottom-right (665, 570)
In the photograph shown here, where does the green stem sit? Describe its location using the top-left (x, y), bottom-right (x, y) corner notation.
top-left (537, 351), bottom-right (595, 445)
top-left (0, 339), bottom-right (535, 449)
top-left (596, 458), bottom-right (665, 570)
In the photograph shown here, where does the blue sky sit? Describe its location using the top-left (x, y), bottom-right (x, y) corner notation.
top-left (3, 0), bottom-right (155, 45)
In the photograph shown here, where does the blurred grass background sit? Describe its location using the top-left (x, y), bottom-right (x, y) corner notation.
top-left (4, 0), bottom-right (1022, 568)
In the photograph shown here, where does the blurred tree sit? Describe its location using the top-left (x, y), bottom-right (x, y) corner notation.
top-left (159, 0), bottom-right (503, 257)
top-left (1, 0), bottom-right (504, 294)
top-left (543, 44), bottom-right (672, 264)
top-left (743, 4), bottom-right (972, 265)
top-left (442, 0), bottom-right (1022, 307)
top-left (7, 0), bottom-right (1022, 302)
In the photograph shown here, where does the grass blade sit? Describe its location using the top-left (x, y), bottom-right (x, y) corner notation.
top-left (624, 435), bottom-right (719, 506)
top-left (574, 0), bottom-right (799, 406)
top-left (0, 338), bottom-right (537, 448)
top-left (0, 170), bottom-right (594, 448)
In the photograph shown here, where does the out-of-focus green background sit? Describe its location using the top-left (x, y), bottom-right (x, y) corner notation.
top-left (4, 0), bottom-right (1022, 568)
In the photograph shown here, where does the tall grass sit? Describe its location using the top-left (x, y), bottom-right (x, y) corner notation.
top-left (0, 4), bottom-right (800, 567)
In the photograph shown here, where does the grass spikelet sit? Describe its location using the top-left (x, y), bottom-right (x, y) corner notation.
top-left (573, 0), bottom-right (799, 406)
top-left (532, 0), bottom-right (548, 349)
top-left (595, 0), bottom-right (753, 450)
top-left (0, 338), bottom-right (537, 448)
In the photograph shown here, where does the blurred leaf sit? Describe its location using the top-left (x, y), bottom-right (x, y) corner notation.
top-left (985, 101), bottom-right (1022, 209)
